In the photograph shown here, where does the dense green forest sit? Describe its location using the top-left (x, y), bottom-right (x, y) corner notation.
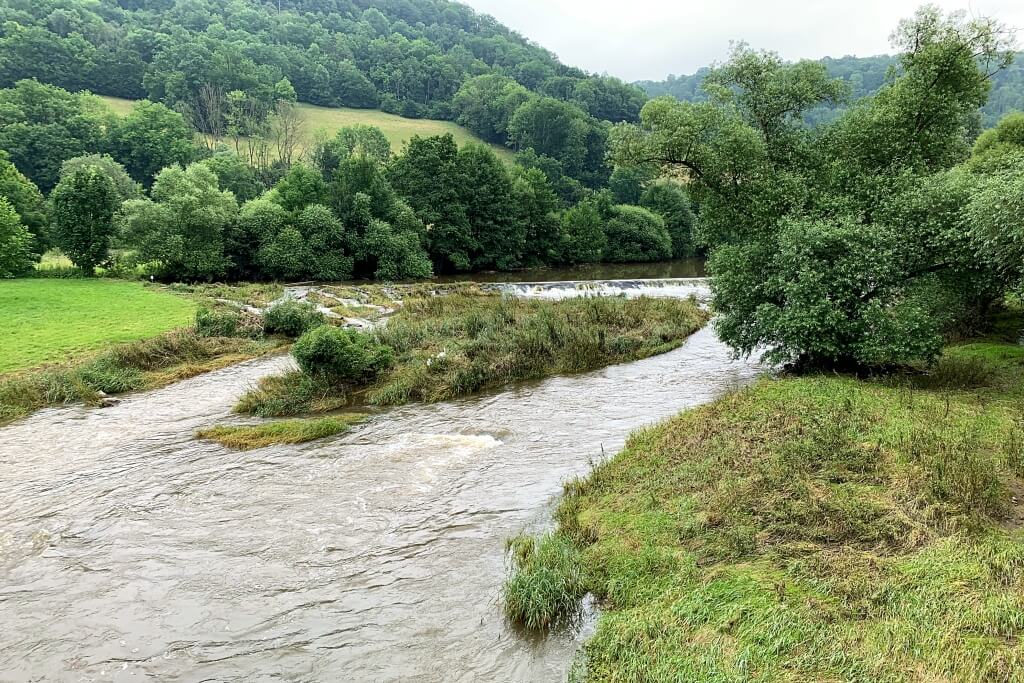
top-left (638, 50), bottom-right (1024, 126)
top-left (0, 0), bottom-right (689, 282)
top-left (0, 0), bottom-right (647, 189)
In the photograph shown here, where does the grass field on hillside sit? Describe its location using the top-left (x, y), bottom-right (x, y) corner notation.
top-left (98, 96), bottom-right (516, 162)
top-left (0, 279), bottom-right (197, 373)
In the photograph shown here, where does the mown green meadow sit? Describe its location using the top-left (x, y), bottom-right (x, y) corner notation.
top-left (0, 279), bottom-right (197, 373)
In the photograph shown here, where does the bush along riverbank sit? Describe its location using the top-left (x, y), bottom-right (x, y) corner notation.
top-left (235, 292), bottom-right (710, 417)
top-left (503, 327), bottom-right (1024, 681)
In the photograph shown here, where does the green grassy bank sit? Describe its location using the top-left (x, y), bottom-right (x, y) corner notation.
top-left (236, 293), bottom-right (710, 417)
top-left (505, 332), bottom-right (1024, 681)
top-left (0, 279), bottom-right (197, 373)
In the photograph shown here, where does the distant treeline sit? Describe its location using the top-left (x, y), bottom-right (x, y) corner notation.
top-left (638, 52), bottom-right (1024, 127)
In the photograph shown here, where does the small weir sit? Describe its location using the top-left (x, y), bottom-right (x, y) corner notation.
top-left (0, 277), bottom-right (758, 682)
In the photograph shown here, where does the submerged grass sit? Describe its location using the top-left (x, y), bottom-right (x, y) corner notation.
top-left (504, 339), bottom-right (1024, 681)
top-left (236, 293), bottom-right (709, 416)
top-left (196, 414), bottom-right (366, 450)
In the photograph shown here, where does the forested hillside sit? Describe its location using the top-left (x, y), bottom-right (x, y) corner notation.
top-left (638, 51), bottom-right (1024, 126)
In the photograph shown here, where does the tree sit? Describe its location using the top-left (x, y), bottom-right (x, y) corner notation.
top-left (60, 155), bottom-right (142, 203)
top-left (508, 97), bottom-right (590, 177)
top-left (609, 166), bottom-right (656, 204)
top-left (119, 164), bottom-right (236, 280)
top-left (0, 153), bottom-right (47, 246)
top-left (968, 160), bottom-right (1024, 292)
top-left (560, 200), bottom-right (606, 264)
top-left (602, 205), bottom-right (672, 263)
top-left (512, 168), bottom-right (561, 266)
top-left (271, 163), bottom-right (327, 213)
top-left (456, 144), bottom-right (520, 270)
top-left (612, 8), bottom-right (1014, 367)
top-left (0, 80), bottom-right (114, 192)
top-left (310, 125), bottom-right (392, 177)
top-left (452, 74), bottom-right (531, 143)
top-left (111, 101), bottom-right (195, 185)
top-left (296, 204), bottom-right (354, 281)
top-left (50, 167), bottom-right (118, 274)
top-left (0, 198), bottom-right (37, 278)
top-left (640, 181), bottom-right (697, 258)
top-left (388, 134), bottom-right (473, 272)
top-left (201, 152), bottom-right (264, 203)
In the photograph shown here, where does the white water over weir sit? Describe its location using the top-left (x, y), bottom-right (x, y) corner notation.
top-left (489, 277), bottom-right (712, 303)
top-left (0, 277), bottom-right (757, 682)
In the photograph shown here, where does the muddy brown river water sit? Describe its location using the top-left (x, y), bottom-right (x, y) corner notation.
top-left (0, 280), bottom-right (760, 682)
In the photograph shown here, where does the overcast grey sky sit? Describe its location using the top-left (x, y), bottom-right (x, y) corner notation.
top-left (461, 0), bottom-right (1024, 81)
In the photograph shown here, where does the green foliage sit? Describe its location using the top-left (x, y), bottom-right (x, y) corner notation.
top-left (512, 167), bottom-right (561, 266)
top-left (361, 219), bottom-right (434, 281)
top-left (310, 125), bottom-right (392, 176)
top-left (559, 200), bottom-right (606, 264)
top-left (292, 326), bottom-right (394, 384)
top-left (268, 162), bottom-right (327, 213)
top-left (0, 152), bottom-right (47, 245)
top-left (201, 152), bottom-right (264, 203)
top-left (0, 80), bottom-right (114, 191)
top-left (59, 154), bottom-right (142, 203)
top-left (49, 167), bottom-right (118, 274)
top-left (968, 163), bottom-right (1024, 292)
top-left (602, 205), bottom-right (672, 263)
top-left (110, 100), bottom-right (194, 184)
top-left (609, 165), bottom-right (656, 204)
top-left (641, 181), bottom-right (697, 258)
top-left (613, 9), bottom-right (1016, 368)
top-left (194, 307), bottom-right (261, 339)
top-left (296, 204), bottom-right (354, 281)
top-left (0, 198), bottom-right (37, 278)
top-left (452, 74), bottom-right (531, 144)
top-left (263, 301), bottom-right (326, 338)
top-left (119, 163), bottom-right (237, 281)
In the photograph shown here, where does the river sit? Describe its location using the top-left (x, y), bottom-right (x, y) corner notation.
top-left (0, 275), bottom-right (760, 682)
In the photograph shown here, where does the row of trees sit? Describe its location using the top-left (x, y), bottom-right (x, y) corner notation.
top-left (614, 7), bottom-right (1023, 369)
top-left (0, 116), bottom-right (699, 280)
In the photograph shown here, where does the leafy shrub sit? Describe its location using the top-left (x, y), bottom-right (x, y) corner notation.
top-left (602, 205), bottom-right (672, 263)
top-left (293, 326), bottom-right (394, 383)
top-left (263, 300), bottom-right (325, 338)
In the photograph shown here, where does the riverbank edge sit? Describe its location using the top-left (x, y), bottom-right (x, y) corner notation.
top-left (505, 330), bottom-right (1024, 680)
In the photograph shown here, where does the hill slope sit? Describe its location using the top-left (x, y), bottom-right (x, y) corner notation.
top-left (98, 96), bottom-right (515, 162)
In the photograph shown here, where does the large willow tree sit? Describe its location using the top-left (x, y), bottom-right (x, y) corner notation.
top-left (612, 6), bottom-right (1016, 368)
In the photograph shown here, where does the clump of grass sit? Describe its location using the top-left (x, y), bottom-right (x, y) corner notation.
top-left (506, 338), bottom-right (1024, 680)
top-left (196, 415), bottom-right (366, 450)
top-left (234, 370), bottom-right (349, 417)
top-left (370, 293), bottom-right (707, 404)
top-left (168, 282), bottom-right (284, 308)
top-left (503, 533), bottom-right (586, 630)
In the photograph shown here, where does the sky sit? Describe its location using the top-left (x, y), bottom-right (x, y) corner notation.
top-left (461, 0), bottom-right (1024, 82)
